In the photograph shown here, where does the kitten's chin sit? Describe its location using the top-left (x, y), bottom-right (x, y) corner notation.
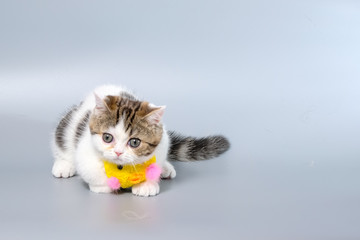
top-left (102, 153), bottom-right (151, 166)
top-left (104, 156), bottom-right (133, 166)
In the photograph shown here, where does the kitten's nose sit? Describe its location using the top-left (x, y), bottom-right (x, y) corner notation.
top-left (115, 152), bottom-right (123, 157)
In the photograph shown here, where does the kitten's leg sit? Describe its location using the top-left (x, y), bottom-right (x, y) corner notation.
top-left (132, 157), bottom-right (162, 196)
top-left (78, 159), bottom-right (112, 194)
top-left (79, 161), bottom-right (112, 194)
top-left (153, 131), bottom-right (176, 179)
top-left (161, 160), bottom-right (176, 179)
top-left (75, 140), bottom-right (112, 193)
top-left (52, 143), bottom-right (76, 178)
top-left (89, 183), bottom-right (112, 194)
top-left (132, 180), bottom-right (160, 197)
top-left (132, 159), bottom-right (174, 197)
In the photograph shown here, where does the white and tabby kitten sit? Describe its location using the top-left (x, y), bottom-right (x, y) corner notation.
top-left (52, 85), bottom-right (229, 196)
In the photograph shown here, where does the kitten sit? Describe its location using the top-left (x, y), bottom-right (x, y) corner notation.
top-left (51, 85), bottom-right (230, 196)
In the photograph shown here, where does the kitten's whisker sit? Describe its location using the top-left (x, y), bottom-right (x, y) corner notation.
top-left (131, 162), bottom-right (138, 173)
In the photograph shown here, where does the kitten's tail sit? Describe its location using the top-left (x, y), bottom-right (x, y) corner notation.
top-left (167, 131), bottom-right (230, 162)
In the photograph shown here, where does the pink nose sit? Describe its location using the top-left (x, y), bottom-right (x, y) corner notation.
top-left (115, 152), bottom-right (123, 157)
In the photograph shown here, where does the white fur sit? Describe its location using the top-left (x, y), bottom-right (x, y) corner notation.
top-left (132, 181), bottom-right (160, 197)
top-left (51, 85), bottom-right (176, 196)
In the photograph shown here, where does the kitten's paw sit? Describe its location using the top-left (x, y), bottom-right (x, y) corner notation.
top-left (132, 181), bottom-right (159, 197)
top-left (161, 162), bottom-right (176, 179)
top-left (52, 160), bottom-right (76, 178)
top-left (89, 184), bottom-right (112, 193)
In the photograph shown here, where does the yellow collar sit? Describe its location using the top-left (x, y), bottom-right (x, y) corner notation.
top-left (103, 156), bottom-right (156, 188)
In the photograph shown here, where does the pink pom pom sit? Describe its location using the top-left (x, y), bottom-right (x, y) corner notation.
top-left (146, 163), bottom-right (161, 181)
top-left (107, 177), bottom-right (121, 190)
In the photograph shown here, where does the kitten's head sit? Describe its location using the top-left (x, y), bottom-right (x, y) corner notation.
top-left (89, 93), bottom-right (165, 166)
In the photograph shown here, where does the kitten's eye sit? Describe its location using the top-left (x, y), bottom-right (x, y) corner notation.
top-left (102, 133), bottom-right (113, 143)
top-left (128, 138), bottom-right (141, 148)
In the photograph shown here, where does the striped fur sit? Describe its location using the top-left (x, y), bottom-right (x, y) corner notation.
top-left (55, 105), bottom-right (78, 150)
top-left (168, 131), bottom-right (230, 161)
top-left (74, 111), bottom-right (91, 147)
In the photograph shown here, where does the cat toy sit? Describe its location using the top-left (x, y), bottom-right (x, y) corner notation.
top-left (103, 155), bottom-right (161, 190)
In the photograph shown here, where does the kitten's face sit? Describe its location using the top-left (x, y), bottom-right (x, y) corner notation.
top-left (89, 94), bottom-right (164, 165)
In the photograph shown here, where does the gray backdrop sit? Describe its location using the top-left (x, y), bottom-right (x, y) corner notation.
top-left (1, 1), bottom-right (360, 239)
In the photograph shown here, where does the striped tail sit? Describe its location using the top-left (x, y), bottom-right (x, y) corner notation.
top-left (168, 131), bottom-right (230, 162)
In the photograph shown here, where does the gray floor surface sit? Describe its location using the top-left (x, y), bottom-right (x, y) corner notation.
top-left (1, 1), bottom-right (360, 239)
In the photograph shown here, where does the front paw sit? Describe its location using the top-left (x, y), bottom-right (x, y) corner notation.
top-left (161, 162), bottom-right (176, 179)
top-left (89, 184), bottom-right (113, 193)
top-left (52, 160), bottom-right (76, 178)
top-left (132, 181), bottom-right (159, 197)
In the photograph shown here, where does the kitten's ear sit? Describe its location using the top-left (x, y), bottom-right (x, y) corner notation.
top-left (144, 105), bottom-right (166, 125)
top-left (94, 93), bottom-right (110, 114)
